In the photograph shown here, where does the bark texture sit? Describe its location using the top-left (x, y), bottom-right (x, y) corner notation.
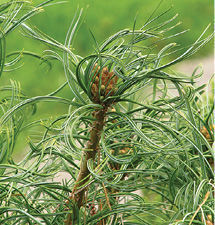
top-left (65, 107), bottom-right (108, 225)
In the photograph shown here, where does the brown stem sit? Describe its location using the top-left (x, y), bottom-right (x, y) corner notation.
top-left (65, 106), bottom-right (108, 225)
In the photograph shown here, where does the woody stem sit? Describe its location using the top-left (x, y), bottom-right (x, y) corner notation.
top-left (65, 106), bottom-right (108, 225)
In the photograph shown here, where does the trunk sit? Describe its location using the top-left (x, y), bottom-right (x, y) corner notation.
top-left (65, 107), bottom-right (108, 225)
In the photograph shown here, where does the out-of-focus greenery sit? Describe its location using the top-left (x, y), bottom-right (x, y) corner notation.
top-left (1, 0), bottom-right (212, 156)
top-left (1, 0), bottom-right (213, 110)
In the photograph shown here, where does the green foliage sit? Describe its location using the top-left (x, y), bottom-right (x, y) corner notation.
top-left (0, 1), bottom-right (214, 224)
top-left (0, 0), bottom-right (213, 108)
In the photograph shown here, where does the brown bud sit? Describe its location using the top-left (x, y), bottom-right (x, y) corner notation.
top-left (206, 220), bottom-right (213, 225)
top-left (205, 134), bottom-right (211, 140)
top-left (100, 85), bottom-right (105, 94)
top-left (200, 126), bottom-right (207, 135)
top-left (93, 64), bottom-right (100, 76)
top-left (91, 84), bottom-right (98, 94)
top-left (102, 67), bottom-right (108, 75)
top-left (207, 214), bottom-right (213, 222)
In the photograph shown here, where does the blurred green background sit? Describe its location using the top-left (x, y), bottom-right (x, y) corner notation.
top-left (1, 0), bottom-right (213, 117)
top-left (0, 0), bottom-right (213, 158)
top-left (3, 0), bottom-right (213, 95)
